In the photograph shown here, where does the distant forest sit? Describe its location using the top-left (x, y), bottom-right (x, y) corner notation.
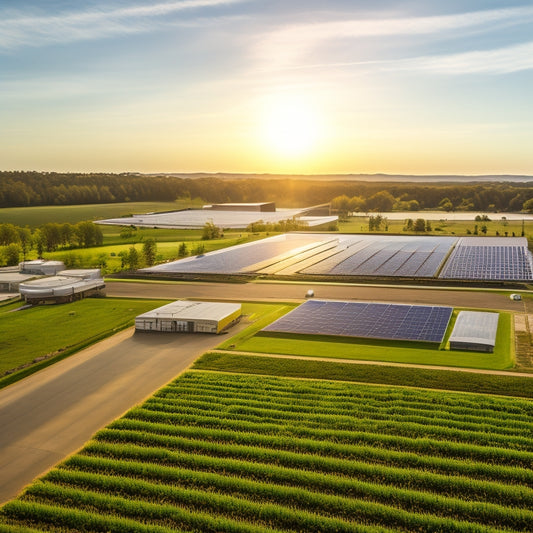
top-left (1, 171), bottom-right (533, 212)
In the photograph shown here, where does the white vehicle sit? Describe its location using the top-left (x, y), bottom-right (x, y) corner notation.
top-left (510, 293), bottom-right (522, 301)
top-left (305, 289), bottom-right (315, 298)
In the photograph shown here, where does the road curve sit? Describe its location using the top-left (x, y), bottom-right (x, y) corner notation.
top-left (0, 326), bottom-right (241, 504)
top-left (106, 280), bottom-right (525, 312)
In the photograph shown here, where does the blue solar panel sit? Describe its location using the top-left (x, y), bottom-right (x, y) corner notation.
top-left (263, 300), bottom-right (453, 343)
top-left (439, 239), bottom-right (533, 281)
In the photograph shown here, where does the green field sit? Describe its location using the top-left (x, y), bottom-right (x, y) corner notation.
top-left (339, 216), bottom-right (533, 238)
top-left (0, 298), bottom-right (171, 387)
top-left (0, 201), bottom-right (202, 226)
top-left (2, 371), bottom-right (532, 532)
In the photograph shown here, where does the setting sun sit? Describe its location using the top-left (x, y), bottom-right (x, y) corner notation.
top-left (261, 95), bottom-right (322, 160)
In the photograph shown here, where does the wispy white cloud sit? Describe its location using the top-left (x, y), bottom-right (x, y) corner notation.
top-left (0, 0), bottom-right (250, 50)
top-left (254, 6), bottom-right (533, 72)
top-left (390, 41), bottom-right (533, 75)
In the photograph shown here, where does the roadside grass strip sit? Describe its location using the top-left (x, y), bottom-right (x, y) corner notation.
top-left (1, 371), bottom-right (532, 532)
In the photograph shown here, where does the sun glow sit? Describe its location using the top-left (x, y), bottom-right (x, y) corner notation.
top-left (260, 94), bottom-right (322, 159)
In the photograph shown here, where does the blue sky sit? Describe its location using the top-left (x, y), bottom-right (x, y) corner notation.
top-left (1, 0), bottom-right (532, 174)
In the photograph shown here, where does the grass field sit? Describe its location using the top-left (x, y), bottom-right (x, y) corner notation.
top-left (1, 371), bottom-right (532, 532)
top-left (339, 216), bottom-right (533, 239)
top-left (0, 200), bottom-right (202, 226)
top-left (0, 298), bottom-right (171, 387)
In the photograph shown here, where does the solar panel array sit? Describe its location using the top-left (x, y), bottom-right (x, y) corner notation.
top-left (143, 233), bottom-right (533, 281)
top-left (145, 234), bottom-right (329, 274)
top-left (439, 237), bottom-right (533, 280)
top-left (312, 237), bottom-right (456, 277)
top-left (263, 300), bottom-right (453, 343)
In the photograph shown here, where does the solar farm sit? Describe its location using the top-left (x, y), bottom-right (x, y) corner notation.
top-left (263, 300), bottom-right (453, 343)
top-left (144, 233), bottom-right (533, 282)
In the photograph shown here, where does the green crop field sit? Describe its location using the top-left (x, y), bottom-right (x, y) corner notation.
top-left (0, 298), bottom-right (171, 388)
top-left (1, 371), bottom-right (532, 532)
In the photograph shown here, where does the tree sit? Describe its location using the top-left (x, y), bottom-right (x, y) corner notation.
top-left (522, 198), bottom-right (533, 213)
top-left (438, 197), bottom-right (453, 212)
top-left (18, 227), bottom-right (32, 260)
top-left (413, 218), bottom-right (426, 232)
top-left (366, 190), bottom-right (395, 212)
top-left (404, 219), bottom-right (414, 231)
top-left (178, 243), bottom-right (188, 257)
top-left (142, 238), bottom-right (157, 267)
top-left (202, 221), bottom-right (222, 240)
top-left (3, 243), bottom-right (21, 266)
top-left (331, 195), bottom-right (352, 220)
top-left (125, 246), bottom-right (140, 270)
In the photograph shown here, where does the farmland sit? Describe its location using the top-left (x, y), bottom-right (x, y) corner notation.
top-left (1, 370), bottom-right (532, 532)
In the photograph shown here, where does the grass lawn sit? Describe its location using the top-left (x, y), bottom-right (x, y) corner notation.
top-left (223, 307), bottom-right (513, 370)
top-left (0, 298), bottom-right (171, 385)
top-left (339, 217), bottom-right (533, 238)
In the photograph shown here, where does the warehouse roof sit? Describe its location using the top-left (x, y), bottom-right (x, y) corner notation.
top-left (137, 300), bottom-right (241, 321)
top-left (449, 311), bottom-right (499, 348)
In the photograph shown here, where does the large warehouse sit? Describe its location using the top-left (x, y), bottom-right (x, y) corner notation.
top-left (135, 300), bottom-right (242, 334)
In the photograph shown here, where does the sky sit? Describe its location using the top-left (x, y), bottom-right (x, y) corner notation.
top-left (1, 0), bottom-right (532, 175)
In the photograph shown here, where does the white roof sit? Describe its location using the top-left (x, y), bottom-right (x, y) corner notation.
top-left (96, 208), bottom-right (331, 229)
top-left (449, 311), bottom-right (499, 347)
top-left (137, 300), bottom-right (241, 322)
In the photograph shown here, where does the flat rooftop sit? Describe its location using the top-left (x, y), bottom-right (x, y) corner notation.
top-left (137, 300), bottom-right (241, 322)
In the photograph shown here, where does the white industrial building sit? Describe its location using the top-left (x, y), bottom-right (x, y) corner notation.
top-left (19, 260), bottom-right (65, 276)
top-left (135, 300), bottom-right (242, 334)
top-left (449, 311), bottom-right (499, 353)
top-left (18, 269), bottom-right (105, 304)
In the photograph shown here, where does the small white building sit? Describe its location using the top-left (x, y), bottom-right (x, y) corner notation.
top-left (19, 260), bottom-right (65, 276)
top-left (19, 274), bottom-right (105, 304)
top-left (135, 300), bottom-right (242, 334)
top-left (449, 311), bottom-right (499, 353)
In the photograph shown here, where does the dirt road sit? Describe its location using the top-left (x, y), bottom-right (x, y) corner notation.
top-left (106, 280), bottom-right (523, 312)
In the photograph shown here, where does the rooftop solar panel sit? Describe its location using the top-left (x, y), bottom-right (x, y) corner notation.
top-left (263, 300), bottom-right (452, 343)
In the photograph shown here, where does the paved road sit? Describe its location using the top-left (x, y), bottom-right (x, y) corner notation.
top-left (107, 280), bottom-right (525, 312)
top-left (0, 326), bottom-right (240, 504)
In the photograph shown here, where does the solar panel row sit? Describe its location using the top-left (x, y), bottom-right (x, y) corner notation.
top-left (263, 300), bottom-right (453, 343)
top-left (439, 244), bottom-right (533, 280)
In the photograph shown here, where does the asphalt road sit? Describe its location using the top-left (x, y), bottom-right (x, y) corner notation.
top-left (0, 326), bottom-right (241, 504)
top-left (106, 280), bottom-right (525, 312)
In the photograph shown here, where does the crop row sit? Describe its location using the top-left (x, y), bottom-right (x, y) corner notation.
top-left (131, 402), bottom-right (533, 452)
top-left (101, 419), bottom-right (533, 485)
top-left (170, 373), bottom-right (533, 414)
top-left (143, 395), bottom-right (533, 438)
top-left (149, 390), bottom-right (533, 431)
top-left (122, 407), bottom-right (533, 468)
top-left (80, 440), bottom-right (533, 509)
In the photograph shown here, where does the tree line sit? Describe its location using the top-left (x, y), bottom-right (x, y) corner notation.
top-left (0, 221), bottom-right (103, 265)
top-left (1, 171), bottom-right (533, 212)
